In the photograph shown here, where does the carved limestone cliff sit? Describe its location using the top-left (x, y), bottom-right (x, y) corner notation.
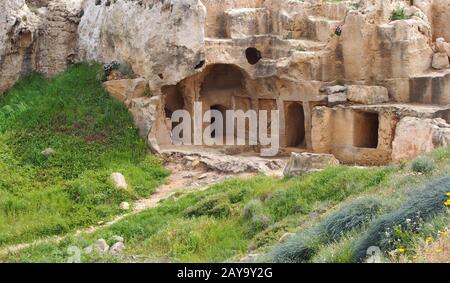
top-left (1, 0), bottom-right (450, 164)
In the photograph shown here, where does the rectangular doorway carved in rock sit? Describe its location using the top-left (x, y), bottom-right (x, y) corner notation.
top-left (284, 101), bottom-right (306, 148)
top-left (353, 111), bottom-right (379, 149)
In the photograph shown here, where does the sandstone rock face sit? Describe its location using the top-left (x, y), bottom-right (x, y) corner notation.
top-left (225, 8), bottom-right (269, 39)
top-left (283, 152), bottom-right (339, 177)
top-left (162, 149), bottom-right (286, 174)
top-left (432, 0), bottom-right (450, 42)
top-left (392, 117), bottom-right (450, 163)
top-left (432, 53), bottom-right (450, 70)
top-left (0, 0), bottom-right (83, 93)
top-left (130, 96), bottom-right (169, 152)
top-left (347, 85), bottom-right (389, 105)
top-left (34, 0), bottom-right (83, 76)
top-left (1, 0), bottom-right (450, 166)
top-left (103, 78), bottom-right (147, 106)
top-left (0, 0), bottom-right (41, 93)
top-left (339, 2), bottom-right (436, 103)
top-left (78, 0), bottom-right (206, 95)
top-left (325, 85), bottom-right (347, 96)
top-left (327, 92), bottom-right (347, 106)
top-left (375, 19), bottom-right (433, 78)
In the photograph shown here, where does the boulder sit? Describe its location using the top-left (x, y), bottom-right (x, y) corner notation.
top-left (432, 53), bottom-right (450, 70)
top-left (113, 236), bottom-right (124, 243)
top-left (111, 173), bottom-right (128, 190)
top-left (109, 242), bottom-right (125, 256)
top-left (283, 152), bottom-right (339, 177)
top-left (120, 202), bottom-right (130, 211)
top-left (433, 0), bottom-right (450, 42)
top-left (78, 0), bottom-right (206, 94)
top-left (103, 78), bottom-right (147, 105)
top-left (347, 85), bottom-right (389, 105)
top-left (94, 239), bottom-right (109, 253)
top-left (41, 148), bottom-right (56, 158)
top-left (392, 117), bottom-right (450, 163)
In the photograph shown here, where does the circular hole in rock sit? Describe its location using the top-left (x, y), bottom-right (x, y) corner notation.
top-left (245, 47), bottom-right (262, 65)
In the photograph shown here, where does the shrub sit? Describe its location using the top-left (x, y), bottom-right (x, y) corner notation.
top-left (266, 166), bottom-right (392, 221)
top-left (248, 214), bottom-right (272, 236)
top-left (228, 189), bottom-right (246, 204)
top-left (272, 197), bottom-right (383, 263)
top-left (184, 193), bottom-right (231, 218)
top-left (411, 157), bottom-right (434, 174)
top-left (390, 7), bottom-right (407, 21)
top-left (243, 199), bottom-right (263, 220)
top-left (318, 198), bottom-right (383, 242)
top-left (272, 230), bottom-right (320, 263)
top-left (103, 61), bottom-right (120, 78)
top-left (352, 176), bottom-right (450, 262)
top-left (102, 61), bottom-right (134, 81)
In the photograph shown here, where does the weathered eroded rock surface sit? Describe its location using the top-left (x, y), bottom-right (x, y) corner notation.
top-left (0, 0), bottom-right (83, 93)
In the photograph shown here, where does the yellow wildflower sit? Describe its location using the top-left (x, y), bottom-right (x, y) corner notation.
top-left (446, 192), bottom-right (450, 197)
top-left (439, 231), bottom-right (448, 238)
top-left (398, 247), bottom-right (405, 254)
top-left (445, 199), bottom-right (450, 206)
top-left (425, 236), bottom-right (433, 244)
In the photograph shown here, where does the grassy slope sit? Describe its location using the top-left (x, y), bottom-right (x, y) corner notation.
top-left (5, 148), bottom-right (450, 263)
top-left (3, 165), bottom-right (396, 262)
top-left (0, 64), bottom-right (449, 263)
top-left (0, 64), bottom-right (168, 247)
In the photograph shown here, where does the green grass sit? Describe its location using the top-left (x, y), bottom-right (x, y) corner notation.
top-left (351, 175), bottom-right (450, 262)
top-left (411, 157), bottom-right (434, 174)
top-left (271, 197), bottom-right (384, 263)
top-left (3, 141), bottom-right (449, 263)
top-left (2, 165), bottom-right (394, 262)
top-left (1, 64), bottom-right (449, 263)
top-left (390, 6), bottom-right (408, 21)
top-left (0, 64), bottom-right (168, 247)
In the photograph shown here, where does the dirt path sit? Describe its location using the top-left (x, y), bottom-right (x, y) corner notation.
top-left (0, 161), bottom-right (257, 258)
top-left (0, 150), bottom-right (285, 259)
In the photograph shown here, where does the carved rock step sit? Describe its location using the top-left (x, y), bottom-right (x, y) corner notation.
top-left (160, 148), bottom-right (287, 175)
top-left (304, 16), bottom-right (341, 42)
top-left (225, 8), bottom-right (270, 39)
